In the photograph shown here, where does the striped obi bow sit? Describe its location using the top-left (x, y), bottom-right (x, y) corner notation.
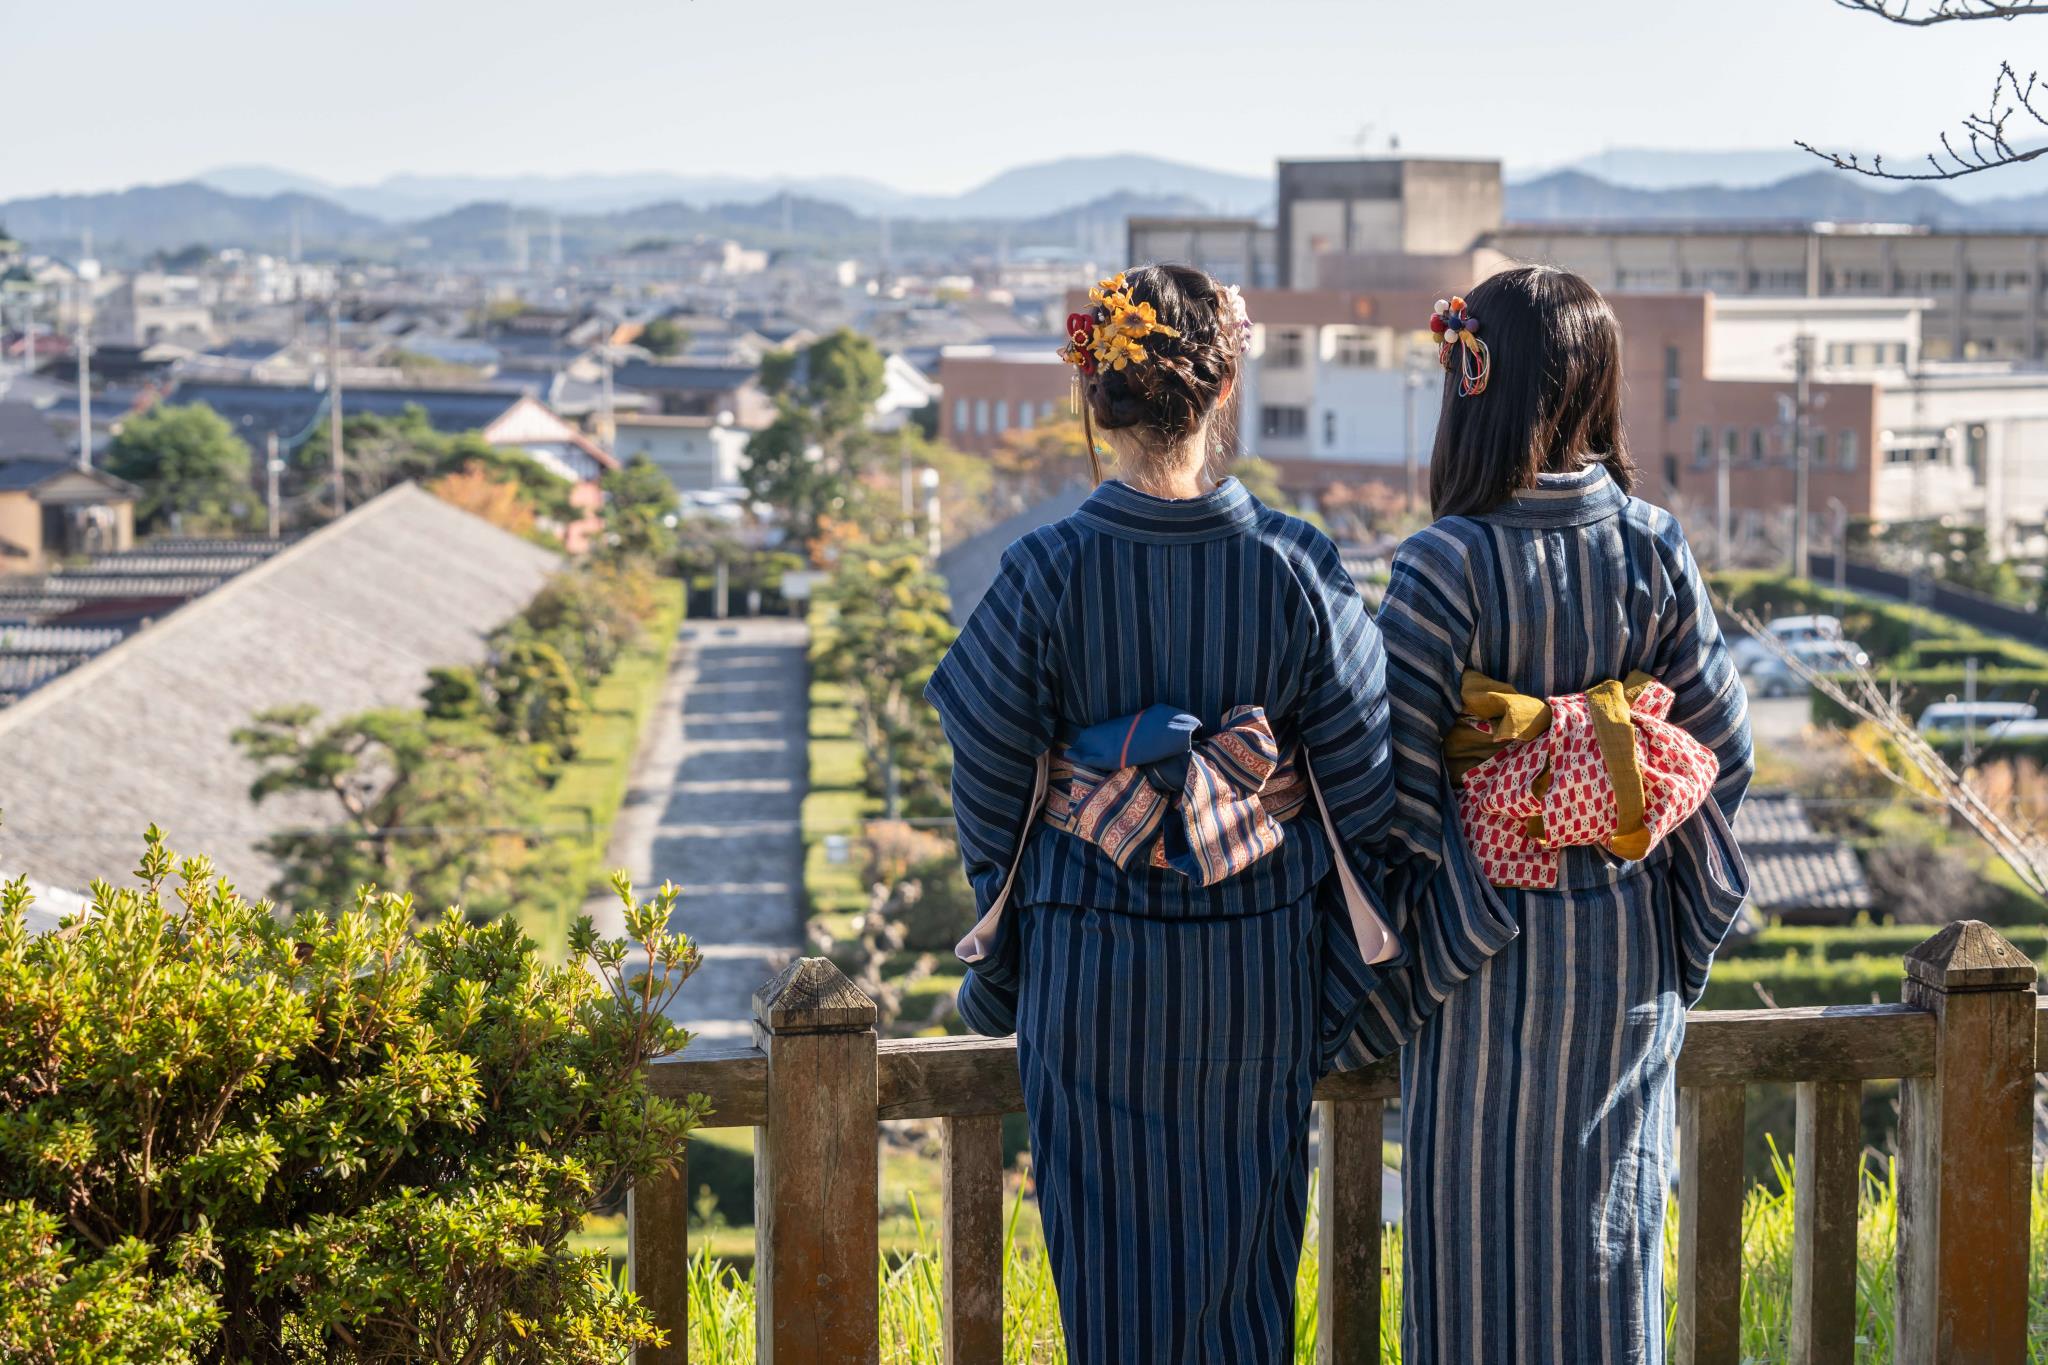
top-left (1448, 670), bottom-right (1720, 890)
top-left (1044, 703), bottom-right (1309, 886)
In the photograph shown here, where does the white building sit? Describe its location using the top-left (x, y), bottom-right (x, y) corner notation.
top-left (613, 414), bottom-right (751, 494)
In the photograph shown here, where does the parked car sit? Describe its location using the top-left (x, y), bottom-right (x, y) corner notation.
top-left (1743, 639), bottom-right (1871, 697)
top-left (1918, 700), bottom-right (2040, 737)
top-left (1730, 614), bottom-right (1845, 672)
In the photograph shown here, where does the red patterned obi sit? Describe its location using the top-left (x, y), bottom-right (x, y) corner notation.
top-left (1450, 671), bottom-right (1720, 890)
top-left (1044, 704), bottom-right (1309, 886)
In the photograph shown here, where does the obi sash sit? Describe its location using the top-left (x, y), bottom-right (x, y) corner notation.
top-left (1043, 703), bottom-right (1309, 887)
top-left (954, 705), bottom-right (1399, 971)
top-left (1450, 670), bottom-right (1721, 890)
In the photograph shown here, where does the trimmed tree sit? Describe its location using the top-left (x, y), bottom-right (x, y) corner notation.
top-left (104, 403), bottom-right (254, 531)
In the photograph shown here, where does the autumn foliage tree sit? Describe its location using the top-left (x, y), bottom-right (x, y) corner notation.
top-left (427, 460), bottom-right (536, 536)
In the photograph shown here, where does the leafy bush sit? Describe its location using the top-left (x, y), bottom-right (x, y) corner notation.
top-left (860, 822), bottom-right (975, 953)
top-left (1709, 571), bottom-right (1973, 662)
top-left (1897, 637), bottom-right (2048, 670)
top-left (1728, 921), bottom-right (2048, 965)
top-left (1698, 953), bottom-right (1907, 1010)
top-left (1807, 666), bottom-right (2048, 727)
top-left (0, 833), bottom-right (706, 1364)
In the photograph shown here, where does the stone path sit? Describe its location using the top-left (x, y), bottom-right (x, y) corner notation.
top-left (593, 616), bottom-right (810, 1042)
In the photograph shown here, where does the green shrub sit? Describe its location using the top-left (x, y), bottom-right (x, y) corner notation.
top-left (1710, 571), bottom-right (1976, 662)
top-left (1898, 638), bottom-right (2048, 670)
top-left (1728, 923), bottom-right (2048, 975)
top-left (1808, 666), bottom-right (2048, 727)
top-left (0, 835), bottom-right (706, 1364)
top-left (1698, 952), bottom-right (1906, 1010)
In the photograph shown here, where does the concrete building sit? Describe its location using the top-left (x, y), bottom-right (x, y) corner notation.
top-left (95, 272), bottom-right (217, 348)
top-left (614, 414), bottom-right (751, 494)
top-left (1125, 218), bottom-right (1278, 289)
top-left (1277, 159), bottom-right (1504, 289)
top-left (1492, 223), bottom-right (2048, 364)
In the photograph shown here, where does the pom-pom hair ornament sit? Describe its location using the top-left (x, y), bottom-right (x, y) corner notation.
top-left (1430, 295), bottom-right (1491, 398)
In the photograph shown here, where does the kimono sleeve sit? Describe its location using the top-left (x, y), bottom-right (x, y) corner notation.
top-left (1650, 524), bottom-right (1755, 999)
top-left (1376, 526), bottom-right (1481, 868)
top-left (924, 539), bottom-right (1059, 916)
top-left (1294, 540), bottom-right (1395, 854)
top-left (1652, 527), bottom-right (1754, 821)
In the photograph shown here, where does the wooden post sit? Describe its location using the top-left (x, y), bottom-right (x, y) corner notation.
top-left (629, 1148), bottom-right (690, 1365)
top-left (754, 958), bottom-right (880, 1365)
top-left (1787, 1080), bottom-right (1860, 1365)
top-left (941, 1114), bottom-right (1004, 1365)
top-left (1316, 1098), bottom-right (1384, 1365)
top-left (1674, 1084), bottom-right (1745, 1365)
top-left (1896, 921), bottom-right (2037, 1363)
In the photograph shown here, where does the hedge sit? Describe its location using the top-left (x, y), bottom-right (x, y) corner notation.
top-left (1898, 637), bottom-right (2048, 670)
top-left (1728, 922), bottom-right (2048, 965)
top-left (1709, 571), bottom-right (1988, 663)
top-left (1807, 665), bottom-right (2048, 727)
top-left (1697, 952), bottom-right (1908, 1010)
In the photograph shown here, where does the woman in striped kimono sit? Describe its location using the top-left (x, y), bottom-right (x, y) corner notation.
top-left (926, 264), bottom-right (1398, 1363)
top-left (1375, 267), bottom-right (1753, 1363)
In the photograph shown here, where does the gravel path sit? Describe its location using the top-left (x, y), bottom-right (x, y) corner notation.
top-left (591, 616), bottom-right (810, 1042)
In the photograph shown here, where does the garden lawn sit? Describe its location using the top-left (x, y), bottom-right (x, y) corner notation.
top-left (522, 577), bottom-right (685, 958)
top-left (803, 678), bottom-right (880, 943)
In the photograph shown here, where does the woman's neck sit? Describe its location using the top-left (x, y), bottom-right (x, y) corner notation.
top-left (1121, 438), bottom-right (1212, 501)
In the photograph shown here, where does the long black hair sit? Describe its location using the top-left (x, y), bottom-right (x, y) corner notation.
top-left (1428, 266), bottom-right (1636, 518)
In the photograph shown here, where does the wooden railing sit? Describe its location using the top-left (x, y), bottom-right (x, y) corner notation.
top-left (630, 921), bottom-right (2044, 1364)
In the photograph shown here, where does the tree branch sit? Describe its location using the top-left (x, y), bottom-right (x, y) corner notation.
top-left (1836, 0), bottom-right (2048, 25)
top-left (1799, 59), bottom-right (2048, 180)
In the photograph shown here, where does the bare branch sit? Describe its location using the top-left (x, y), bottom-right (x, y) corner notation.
top-left (1799, 61), bottom-right (2048, 180)
top-left (1836, 0), bottom-right (2048, 25)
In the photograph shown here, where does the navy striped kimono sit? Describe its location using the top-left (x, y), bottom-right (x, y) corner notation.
top-left (1375, 464), bottom-right (1753, 1364)
top-left (926, 476), bottom-right (1396, 1364)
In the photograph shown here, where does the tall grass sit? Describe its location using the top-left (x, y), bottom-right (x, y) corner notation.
top-left (678, 1162), bottom-right (2048, 1363)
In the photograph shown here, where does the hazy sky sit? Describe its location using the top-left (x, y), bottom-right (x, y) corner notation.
top-left (4, 0), bottom-right (2047, 198)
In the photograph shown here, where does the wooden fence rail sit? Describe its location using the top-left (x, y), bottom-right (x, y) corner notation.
top-left (633, 922), bottom-right (2042, 1364)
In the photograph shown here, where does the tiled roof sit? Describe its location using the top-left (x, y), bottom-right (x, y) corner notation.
top-left (0, 625), bottom-right (125, 655)
top-left (0, 402), bottom-right (66, 460)
top-left (1732, 791), bottom-right (1819, 844)
top-left (611, 360), bottom-right (758, 394)
top-left (1745, 839), bottom-right (1876, 912)
top-left (0, 484), bottom-right (561, 896)
top-left (1729, 789), bottom-right (1875, 914)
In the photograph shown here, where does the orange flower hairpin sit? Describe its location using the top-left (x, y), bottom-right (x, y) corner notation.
top-left (1430, 296), bottom-right (1491, 398)
top-left (1059, 272), bottom-right (1178, 374)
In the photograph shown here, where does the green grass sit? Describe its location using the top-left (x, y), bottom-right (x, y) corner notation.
top-left (802, 678), bottom-right (880, 937)
top-left (671, 1159), bottom-right (2048, 1363)
top-left (521, 578), bottom-right (686, 958)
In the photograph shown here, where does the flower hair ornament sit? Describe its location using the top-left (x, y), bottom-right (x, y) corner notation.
top-left (1430, 295), bottom-right (1491, 398)
top-left (1217, 283), bottom-right (1253, 358)
top-left (1059, 272), bottom-right (1181, 482)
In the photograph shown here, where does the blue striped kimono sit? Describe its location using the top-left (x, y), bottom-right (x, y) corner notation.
top-left (1375, 464), bottom-right (1753, 1364)
top-left (926, 476), bottom-right (1395, 1365)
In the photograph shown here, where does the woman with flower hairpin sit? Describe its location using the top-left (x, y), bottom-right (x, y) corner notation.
top-left (924, 264), bottom-right (1404, 1362)
top-left (1373, 266), bottom-right (1753, 1363)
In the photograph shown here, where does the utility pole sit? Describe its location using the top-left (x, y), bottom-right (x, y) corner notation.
top-left (74, 279), bottom-right (91, 470)
top-left (1716, 433), bottom-right (1731, 569)
top-left (327, 294), bottom-right (345, 516)
top-left (1828, 496), bottom-right (1848, 600)
top-left (266, 432), bottom-right (282, 539)
top-left (922, 466), bottom-right (942, 560)
top-left (1403, 359), bottom-right (1423, 516)
top-left (1790, 333), bottom-right (1813, 578)
top-left (597, 328), bottom-right (616, 455)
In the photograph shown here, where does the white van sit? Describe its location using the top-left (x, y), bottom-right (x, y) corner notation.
top-left (1917, 700), bottom-right (2039, 737)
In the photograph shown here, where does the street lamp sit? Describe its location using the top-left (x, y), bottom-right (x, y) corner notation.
top-left (921, 467), bottom-right (941, 560)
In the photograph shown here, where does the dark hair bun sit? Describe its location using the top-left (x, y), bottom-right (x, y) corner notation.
top-left (1082, 264), bottom-right (1238, 448)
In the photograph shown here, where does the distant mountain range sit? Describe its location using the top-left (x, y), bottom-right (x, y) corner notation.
top-left (16, 150), bottom-right (2048, 265)
top-left (192, 154), bottom-right (1276, 223)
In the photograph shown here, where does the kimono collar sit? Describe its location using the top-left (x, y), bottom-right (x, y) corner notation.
top-left (1073, 476), bottom-right (1262, 545)
top-left (1485, 461), bottom-right (1628, 529)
